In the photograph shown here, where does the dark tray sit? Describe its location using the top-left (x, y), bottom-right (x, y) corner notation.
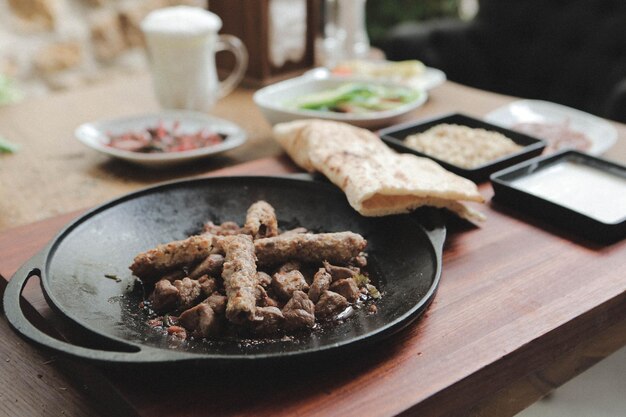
top-left (379, 113), bottom-right (546, 182)
top-left (490, 150), bottom-right (626, 243)
top-left (3, 175), bottom-right (445, 366)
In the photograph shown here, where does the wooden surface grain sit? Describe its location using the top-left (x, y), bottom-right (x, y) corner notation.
top-left (1, 157), bottom-right (625, 417)
top-left (0, 290), bottom-right (104, 417)
top-left (2, 73), bottom-right (625, 232)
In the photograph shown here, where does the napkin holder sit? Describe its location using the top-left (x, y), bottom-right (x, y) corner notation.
top-left (209, 0), bottom-right (320, 87)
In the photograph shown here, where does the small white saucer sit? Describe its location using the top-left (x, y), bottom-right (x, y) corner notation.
top-left (75, 111), bottom-right (247, 168)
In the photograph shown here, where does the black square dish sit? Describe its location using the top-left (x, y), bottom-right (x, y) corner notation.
top-left (491, 150), bottom-right (626, 243)
top-left (379, 113), bottom-right (546, 182)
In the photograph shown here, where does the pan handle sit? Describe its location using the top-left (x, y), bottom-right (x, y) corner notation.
top-left (3, 251), bottom-right (169, 363)
top-left (424, 222), bottom-right (446, 258)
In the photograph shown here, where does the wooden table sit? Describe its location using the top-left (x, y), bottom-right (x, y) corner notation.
top-left (1, 74), bottom-right (625, 417)
top-left (2, 73), bottom-right (625, 232)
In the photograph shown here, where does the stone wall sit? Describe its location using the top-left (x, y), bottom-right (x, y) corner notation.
top-left (0, 0), bottom-right (207, 98)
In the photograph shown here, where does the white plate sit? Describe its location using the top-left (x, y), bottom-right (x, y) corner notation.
top-left (253, 75), bottom-right (428, 129)
top-left (304, 66), bottom-right (446, 91)
top-left (484, 99), bottom-right (617, 155)
top-left (75, 111), bottom-right (247, 168)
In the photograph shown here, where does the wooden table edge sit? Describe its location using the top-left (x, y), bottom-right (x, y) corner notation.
top-left (401, 290), bottom-right (626, 416)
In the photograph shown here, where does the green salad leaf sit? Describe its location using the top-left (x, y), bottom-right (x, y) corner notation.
top-left (0, 74), bottom-right (23, 106)
top-left (291, 83), bottom-right (421, 114)
top-left (0, 135), bottom-right (19, 154)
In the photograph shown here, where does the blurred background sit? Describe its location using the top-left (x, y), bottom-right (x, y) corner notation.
top-left (366, 0), bottom-right (472, 46)
top-left (0, 0), bottom-right (473, 101)
top-left (0, 0), bottom-right (209, 101)
top-left (3, 0), bottom-right (623, 123)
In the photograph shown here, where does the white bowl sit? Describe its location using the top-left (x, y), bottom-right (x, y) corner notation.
top-left (485, 99), bottom-right (617, 155)
top-left (75, 111), bottom-right (247, 168)
top-left (253, 75), bottom-right (428, 129)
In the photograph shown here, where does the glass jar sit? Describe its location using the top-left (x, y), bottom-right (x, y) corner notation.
top-left (322, 0), bottom-right (370, 67)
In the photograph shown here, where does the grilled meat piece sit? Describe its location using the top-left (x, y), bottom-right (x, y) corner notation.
top-left (315, 290), bottom-right (349, 320)
top-left (221, 234), bottom-right (258, 324)
top-left (255, 285), bottom-right (279, 307)
top-left (353, 252), bottom-right (368, 268)
top-left (179, 303), bottom-right (220, 338)
top-left (272, 270), bottom-right (309, 301)
top-left (323, 261), bottom-right (358, 280)
top-left (329, 278), bottom-right (360, 303)
top-left (203, 221), bottom-right (242, 236)
top-left (197, 275), bottom-right (217, 297)
top-left (308, 268), bottom-right (332, 303)
top-left (173, 277), bottom-right (203, 310)
top-left (166, 325), bottom-right (187, 339)
top-left (251, 306), bottom-right (284, 335)
top-left (204, 293), bottom-right (227, 315)
top-left (189, 254), bottom-right (224, 279)
top-left (283, 290), bottom-right (315, 330)
top-left (150, 279), bottom-right (179, 312)
top-left (276, 261), bottom-right (302, 274)
top-left (255, 232), bottom-right (366, 266)
top-left (244, 200), bottom-right (278, 239)
top-left (255, 271), bottom-right (272, 288)
top-left (160, 270), bottom-right (185, 282)
top-left (130, 235), bottom-right (214, 281)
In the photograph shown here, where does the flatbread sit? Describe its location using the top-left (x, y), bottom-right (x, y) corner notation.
top-left (273, 120), bottom-right (485, 222)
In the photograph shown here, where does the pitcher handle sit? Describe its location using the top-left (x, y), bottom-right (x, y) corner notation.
top-left (216, 34), bottom-right (248, 99)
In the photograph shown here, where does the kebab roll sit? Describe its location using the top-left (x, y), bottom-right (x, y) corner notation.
top-left (130, 235), bottom-right (214, 282)
top-left (220, 234), bottom-right (258, 324)
top-left (255, 231), bottom-right (366, 266)
top-left (245, 200), bottom-right (279, 239)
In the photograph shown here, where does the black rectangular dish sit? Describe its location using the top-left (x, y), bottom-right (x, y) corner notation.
top-left (379, 113), bottom-right (546, 182)
top-left (490, 150), bottom-right (626, 243)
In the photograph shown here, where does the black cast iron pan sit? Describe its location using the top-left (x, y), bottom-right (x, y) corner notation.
top-left (3, 176), bottom-right (445, 365)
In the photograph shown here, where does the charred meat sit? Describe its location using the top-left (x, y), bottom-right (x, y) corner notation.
top-left (220, 234), bottom-right (258, 324)
top-left (133, 201), bottom-right (380, 341)
top-left (255, 232), bottom-right (366, 266)
top-left (244, 200), bottom-right (279, 239)
top-left (130, 235), bottom-right (214, 282)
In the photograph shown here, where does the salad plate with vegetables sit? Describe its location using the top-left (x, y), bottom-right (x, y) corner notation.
top-left (291, 82), bottom-right (421, 114)
top-left (254, 75), bottom-right (427, 129)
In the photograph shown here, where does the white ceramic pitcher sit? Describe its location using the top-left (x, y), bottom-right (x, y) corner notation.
top-left (141, 6), bottom-right (248, 112)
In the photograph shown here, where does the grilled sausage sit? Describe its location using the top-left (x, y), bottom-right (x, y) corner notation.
top-left (220, 234), bottom-right (258, 324)
top-left (244, 200), bottom-right (278, 239)
top-left (130, 235), bottom-right (214, 281)
top-left (255, 232), bottom-right (366, 266)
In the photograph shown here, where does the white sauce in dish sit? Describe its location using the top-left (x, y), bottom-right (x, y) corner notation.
top-left (511, 161), bottom-right (626, 224)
